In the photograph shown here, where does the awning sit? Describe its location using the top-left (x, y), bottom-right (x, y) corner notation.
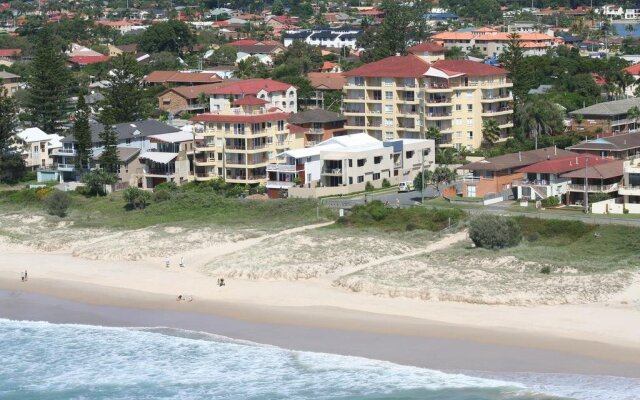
top-left (139, 152), bottom-right (178, 164)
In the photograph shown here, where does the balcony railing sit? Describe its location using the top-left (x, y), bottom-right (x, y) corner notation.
top-left (57, 148), bottom-right (76, 154)
top-left (427, 112), bottom-right (452, 117)
top-left (482, 107), bottom-right (513, 114)
top-left (267, 164), bottom-right (297, 172)
top-left (55, 163), bottom-right (76, 171)
top-left (513, 178), bottom-right (569, 186)
top-left (309, 128), bottom-right (325, 135)
top-left (322, 168), bottom-right (342, 175)
top-left (567, 183), bottom-right (619, 192)
top-left (426, 97), bottom-right (451, 103)
top-left (266, 180), bottom-right (295, 188)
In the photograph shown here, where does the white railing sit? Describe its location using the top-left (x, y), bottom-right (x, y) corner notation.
top-left (266, 180), bottom-right (295, 188)
top-left (309, 128), bottom-right (324, 135)
top-left (567, 183), bottom-right (619, 192)
top-left (266, 164), bottom-right (297, 172)
top-left (56, 163), bottom-right (75, 170)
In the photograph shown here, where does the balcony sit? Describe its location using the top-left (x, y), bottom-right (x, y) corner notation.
top-left (195, 158), bottom-right (216, 166)
top-left (322, 168), bottom-right (342, 176)
top-left (499, 122), bottom-right (514, 129)
top-left (481, 94), bottom-right (513, 103)
top-left (481, 107), bottom-right (513, 116)
top-left (482, 80), bottom-right (513, 89)
top-left (266, 180), bottom-right (296, 189)
top-left (618, 185), bottom-right (640, 195)
top-left (54, 148), bottom-right (76, 156)
top-left (427, 112), bottom-right (453, 120)
top-left (425, 97), bottom-right (452, 106)
top-left (305, 140), bottom-right (318, 147)
top-left (226, 174), bottom-right (267, 183)
top-left (267, 164), bottom-right (297, 172)
top-left (55, 163), bottom-right (76, 171)
top-left (309, 128), bottom-right (325, 136)
top-left (567, 183), bottom-right (619, 192)
top-left (425, 82), bottom-right (452, 93)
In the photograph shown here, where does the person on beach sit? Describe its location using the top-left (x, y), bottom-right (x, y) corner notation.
top-left (21, 273), bottom-right (24, 282)
top-left (179, 257), bottom-right (184, 268)
top-left (219, 278), bottom-right (225, 287)
top-left (24, 270), bottom-right (28, 281)
top-left (165, 258), bottom-right (170, 268)
top-left (177, 295), bottom-right (183, 301)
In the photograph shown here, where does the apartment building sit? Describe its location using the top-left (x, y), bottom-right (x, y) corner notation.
top-left (207, 78), bottom-right (298, 114)
top-left (431, 27), bottom-right (559, 57)
top-left (266, 133), bottom-right (434, 198)
top-left (0, 71), bottom-right (20, 96)
top-left (343, 53), bottom-right (513, 150)
top-left (190, 96), bottom-right (304, 185)
top-left (618, 158), bottom-right (640, 213)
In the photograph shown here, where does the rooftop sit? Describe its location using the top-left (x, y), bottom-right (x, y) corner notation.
top-left (407, 42), bottom-right (446, 54)
top-left (560, 159), bottom-right (624, 180)
top-left (145, 70), bottom-right (222, 84)
top-left (343, 55), bottom-right (430, 78)
top-left (461, 147), bottom-right (577, 172)
top-left (288, 109), bottom-right (346, 124)
top-left (568, 98), bottom-right (640, 117)
top-left (515, 154), bottom-right (610, 174)
top-left (63, 120), bottom-right (181, 144)
top-left (233, 95), bottom-right (269, 106)
top-left (306, 72), bottom-right (345, 90)
top-left (191, 112), bottom-right (290, 124)
top-left (207, 78), bottom-right (294, 95)
top-left (567, 133), bottom-right (640, 151)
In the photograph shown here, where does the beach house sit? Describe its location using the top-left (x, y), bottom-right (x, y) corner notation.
top-left (14, 128), bottom-right (63, 170)
top-left (567, 132), bottom-right (640, 159)
top-left (266, 133), bottom-right (434, 198)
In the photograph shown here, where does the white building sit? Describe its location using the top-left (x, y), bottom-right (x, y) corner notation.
top-left (208, 78), bottom-right (298, 114)
top-left (14, 128), bottom-right (63, 169)
top-left (601, 5), bottom-right (624, 18)
top-left (266, 133), bottom-right (435, 198)
top-left (625, 8), bottom-right (640, 20)
top-left (283, 27), bottom-right (362, 49)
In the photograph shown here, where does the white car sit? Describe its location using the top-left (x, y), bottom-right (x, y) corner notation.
top-left (398, 181), bottom-right (414, 192)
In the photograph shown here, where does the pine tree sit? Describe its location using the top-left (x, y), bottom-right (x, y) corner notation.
top-left (0, 87), bottom-right (17, 152)
top-left (98, 115), bottom-right (120, 174)
top-left (26, 30), bottom-right (71, 134)
top-left (500, 33), bottom-right (528, 103)
top-left (73, 93), bottom-right (93, 172)
top-left (102, 53), bottom-right (144, 123)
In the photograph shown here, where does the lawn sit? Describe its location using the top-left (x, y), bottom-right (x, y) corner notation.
top-left (0, 188), bottom-right (335, 231)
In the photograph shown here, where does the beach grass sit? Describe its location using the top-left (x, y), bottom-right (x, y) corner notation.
top-left (0, 189), bottom-right (335, 231)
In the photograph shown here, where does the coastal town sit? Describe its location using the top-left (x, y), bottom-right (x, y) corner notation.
top-left (0, 1), bottom-right (640, 399)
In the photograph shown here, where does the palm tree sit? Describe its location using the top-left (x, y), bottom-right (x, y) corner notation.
top-left (627, 106), bottom-right (640, 132)
top-left (197, 92), bottom-right (209, 112)
top-left (481, 119), bottom-right (501, 144)
top-left (517, 98), bottom-right (565, 149)
top-left (425, 126), bottom-right (441, 143)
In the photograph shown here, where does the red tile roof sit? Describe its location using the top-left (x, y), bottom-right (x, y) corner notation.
top-left (624, 64), bottom-right (640, 76)
top-left (162, 81), bottom-right (238, 99)
top-left (407, 42), bottom-right (445, 53)
top-left (0, 48), bottom-right (21, 57)
top-left (207, 78), bottom-right (294, 95)
top-left (145, 70), bottom-right (222, 84)
top-left (431, 60), bottom-right (509, 76)
top-left (191, 112), bottom-right (290, 123)
top-left (228, 39), bottom-right (259, 46)
top-left (68, 55), bottom-right (111, 65)
top-left (515, 154), bottom-right (610, 174)
top-left (233, 95), bottom-right (269, 106)
top-left (343, 55), bottom-right (430, 78)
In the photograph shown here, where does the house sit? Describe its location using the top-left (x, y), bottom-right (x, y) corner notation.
top-left (157, 81), bottom-right (237, 114)
top-left (623, 64), bottom-right (640, 96)
top-left (343, 55), bottom-right (513, 149)
top-left (14, 128), bottom-right (63, 170)
top-left (305, 72), bottom-right (346, 109)
top-left (282, 27), bottom-right (362, 49)
top-left (266, 133), bottom-right (434, 198)
top-left (207, 78), bottom-right (298, 114)
top-left (94, 20), bottom-right (148, 34)
top-left (0, 71), bottom-right (20, 96)
top-left (265, 15), bottom-right (300, 36)
top-left (458, 147), bottom-right (576, 199)
top-left (0, 48), bottom-right (21, 66)
top-left (190, 96), bottom-right (304, 185)
top-left (625, 8), bottom-right (640, 20)
top-left (107, 44), bottom-right (138, 56)
top-left (617, 158), bottom-right (640, 213)
top-left (568, 98), bottom-right (640, 135)
top-left (287, 109), bottom-right (347, 147)
top-left (145, 70), bottom-right (222, 86)
top-left (132, 129), bottom-right (197, 189)
top-left (406, 42), bottom-right (446, 63)
top-left (431, 28), bottom-right (559, 58)
top-left (567, 132), bottom-right (640, 159)
top-left (53, 120), bottom-right (182, 181)
top-left (92, 146), bottom-right (142, 188)
top-left (69, 55), bottom-right (111, 67)
top-left (561, 160), bottom-right (624, 206)
top-left (512, 154), bottom-right (612, 201)
top-left (601, 5), bottom-right (624, 18)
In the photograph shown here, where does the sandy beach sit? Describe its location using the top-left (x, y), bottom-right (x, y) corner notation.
top-left (1, 215), bottom-right (639, 379)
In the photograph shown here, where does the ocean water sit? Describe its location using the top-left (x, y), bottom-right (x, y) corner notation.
top-left (0, 319), bottom-right (637, 400)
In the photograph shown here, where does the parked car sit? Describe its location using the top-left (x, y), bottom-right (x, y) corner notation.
top-left (398, 181), bottom-right (414, 192)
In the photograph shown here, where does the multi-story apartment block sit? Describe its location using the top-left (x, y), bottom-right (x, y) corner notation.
top-left (207, 78), bottom-right (298, 114)
top-left (431, 27), bottom-right (559, 57)
top-left (191, 96), bottom-right (304, 185)
top-left (343, 52), bottom-right (513, 150)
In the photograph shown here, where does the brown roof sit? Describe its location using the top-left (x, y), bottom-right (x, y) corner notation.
top-left (116, 44), bottom-right (138, 53)
top-left (567, 133), bottom-right (640, 152)
top-left (461, 147), bottom-right (577, 172)
top-left (233, 95), bottom-right (269, 106)
top-left (145, 70), bottom-right (222, 84)
top-left (307, 72), bottom-right (345, 90)
top-left (515, 154), bottom-right (610, 174)
top-left (343, 55), bottom-right (430, 78)
top-left (233, 44), bottom-right (282, 54)
top-left (407, 42), bottom-right (446, 53)
top-left (560, 160), bottom-right (624, 180)
top-left (161, 81), bottom-right (238, 99)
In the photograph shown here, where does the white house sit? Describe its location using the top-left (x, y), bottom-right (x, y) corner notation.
top-left (266, 133), bottom-right (434, 198)
top-left (14, 128), bottom-right (63, 170)
top-left (625, 8), bottom-right (640, 20)
top-left (283, 27), bottom-right (362, 49)
top-left (601, 5), bottom-right (624, 18)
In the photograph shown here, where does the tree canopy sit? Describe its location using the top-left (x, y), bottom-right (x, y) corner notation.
top-left (101, 53), bottom-right (145, 123)
top-left (138, 20), bottom-right (195, 56)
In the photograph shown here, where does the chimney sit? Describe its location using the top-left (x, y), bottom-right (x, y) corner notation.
top-left (547, 155), bottom-right (550, 160)
top-left (554, 145), bottom-right (557, 156)
top-left (576, 157), bottom-right (579, 165)
top-left (518, 151), bottom-right (521, 161)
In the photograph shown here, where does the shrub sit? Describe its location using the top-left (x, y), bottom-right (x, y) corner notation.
top-left (152, 189), bottom-right (171, 202)
top-left (82, 169), bottom-right (117, 196)
top-left (154, 181), bottom-right (178, 192)
top-left (20, 171), bottom-right (37, 182)
top-left (43, 190), bottom-right (71, 217)
top-left (540, 266), bottom-right (551, 274)
top-left (527, 232), bottom-right (540, 242)
top-left (9, 189), bottom-right (39, 204)
top-left (35, 186), bottom-right (54, 200)
top-left (382, 178), bottom-right (391, 188)
top-left (469, 215), bottom-right (522, 249)
top-left (365, 181), bottom-right (374, 192)
top-left (123, 187), bottom-right (151, 210)
top-left (589, 192), bottom-right (612, 204)
top-left (405, 222), bottom-right (417, 231)
top-left (540, 196), bottom-right (559, 207)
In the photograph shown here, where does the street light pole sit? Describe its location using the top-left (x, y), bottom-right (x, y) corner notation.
top-left (584, 157), bottom-right (589, 213)
top-left (420, 147), bottom-right (425, 203)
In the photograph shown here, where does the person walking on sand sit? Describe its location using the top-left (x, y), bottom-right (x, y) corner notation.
top-left (179, 257), bottom-right (184, 268)
top-left (24, 270), bottom-right (28, 281)
top-left (165, 257), bottom-right (170, 268)
top-left (21, 273), bottom-right (24, 282)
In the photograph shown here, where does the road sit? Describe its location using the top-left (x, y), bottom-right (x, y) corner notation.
top-left (350, 188), bottom-right (440, 207)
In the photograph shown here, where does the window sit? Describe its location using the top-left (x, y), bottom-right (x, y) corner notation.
top-left (467, 131), bottom-right (473, 139)
top-left (455, 104), bottom-right (462, 111)
top-left (384, 118), bottom-right (393, 127)
top-left (357, 176), bottom-right (364, 183)
top-left (277, 120), bottom-right (285, 131)
top-left (218, 153), bottom-right (222, 160)
top-left (374, 156), bottom-right (382, 164)
top-left (384, 104), bottom-right (393, 113)
top-left (373, 172), bottom-right (381, 180)
top-left (385, 91), bottom-right (393, 99)
top-left (455, 90), bottom-right (461, 97)
top-left (454, 131), bottom-right (462, 138)
top-left (405, 150), bottom-right (414, 159)
top-left (373, 90), bottom-right (382, 100)
top-left (467, 104), bottom-right (473, 112)
top-left (454, 118), bottom-right (462, 126)
top-left (289, 101), bottom-right (294, 108)
top-left (467, 185), bottom-right (476, 197)
top-left (163, 98), bottom-right (170, 104)
top-left (466, 91), bottom-right (473, 98)
top-left (357, 158), bottom-right (365, 167)
top-left (383, 78), bottom-right (393, 86)
top-left (385, 131), bottom-right (394, 141)
top-left (467, 118), bottom-right (473, 126)
top-left (235, 124), bottom-right (245, 134)
top-left (348, 159), bottom-right (353, 167)
top-left (349, 177), bottom-right (353, 184)
top-left (224, 123), bottom-right (230, 132)
top-left (218, 168), bottom-right (223, 175)
top-left (266, 137), bottom-right (273, 144)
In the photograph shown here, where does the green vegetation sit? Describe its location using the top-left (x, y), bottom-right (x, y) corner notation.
top-left (43, 190), bottom-right (71, 217)
top-left (339, 201), bottom-right (465, 231)
top-left (469, 214), bottom-right (522, 249)
top-left (123, 186), bottom-right (151, 210)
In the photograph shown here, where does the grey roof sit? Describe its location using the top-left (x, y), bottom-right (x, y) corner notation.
top-left (288, 109), bottom-right (346, 124)
top-left (92, 146), bottom-right (141, 162)
top-left (461, 147), bottom-right (577, 172)
top-left (62, 120), bottom-right (181, 144)
top-left (560, 160), bottom-right (623, 179)
top-left (528, 84), bottom-right (553, 95)
top-left (569, 98), bottom-right (640, 117)
top-left (0, 71), bottom-right (20, 79)
top-left (567, 133), bottom-right (640, 152)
